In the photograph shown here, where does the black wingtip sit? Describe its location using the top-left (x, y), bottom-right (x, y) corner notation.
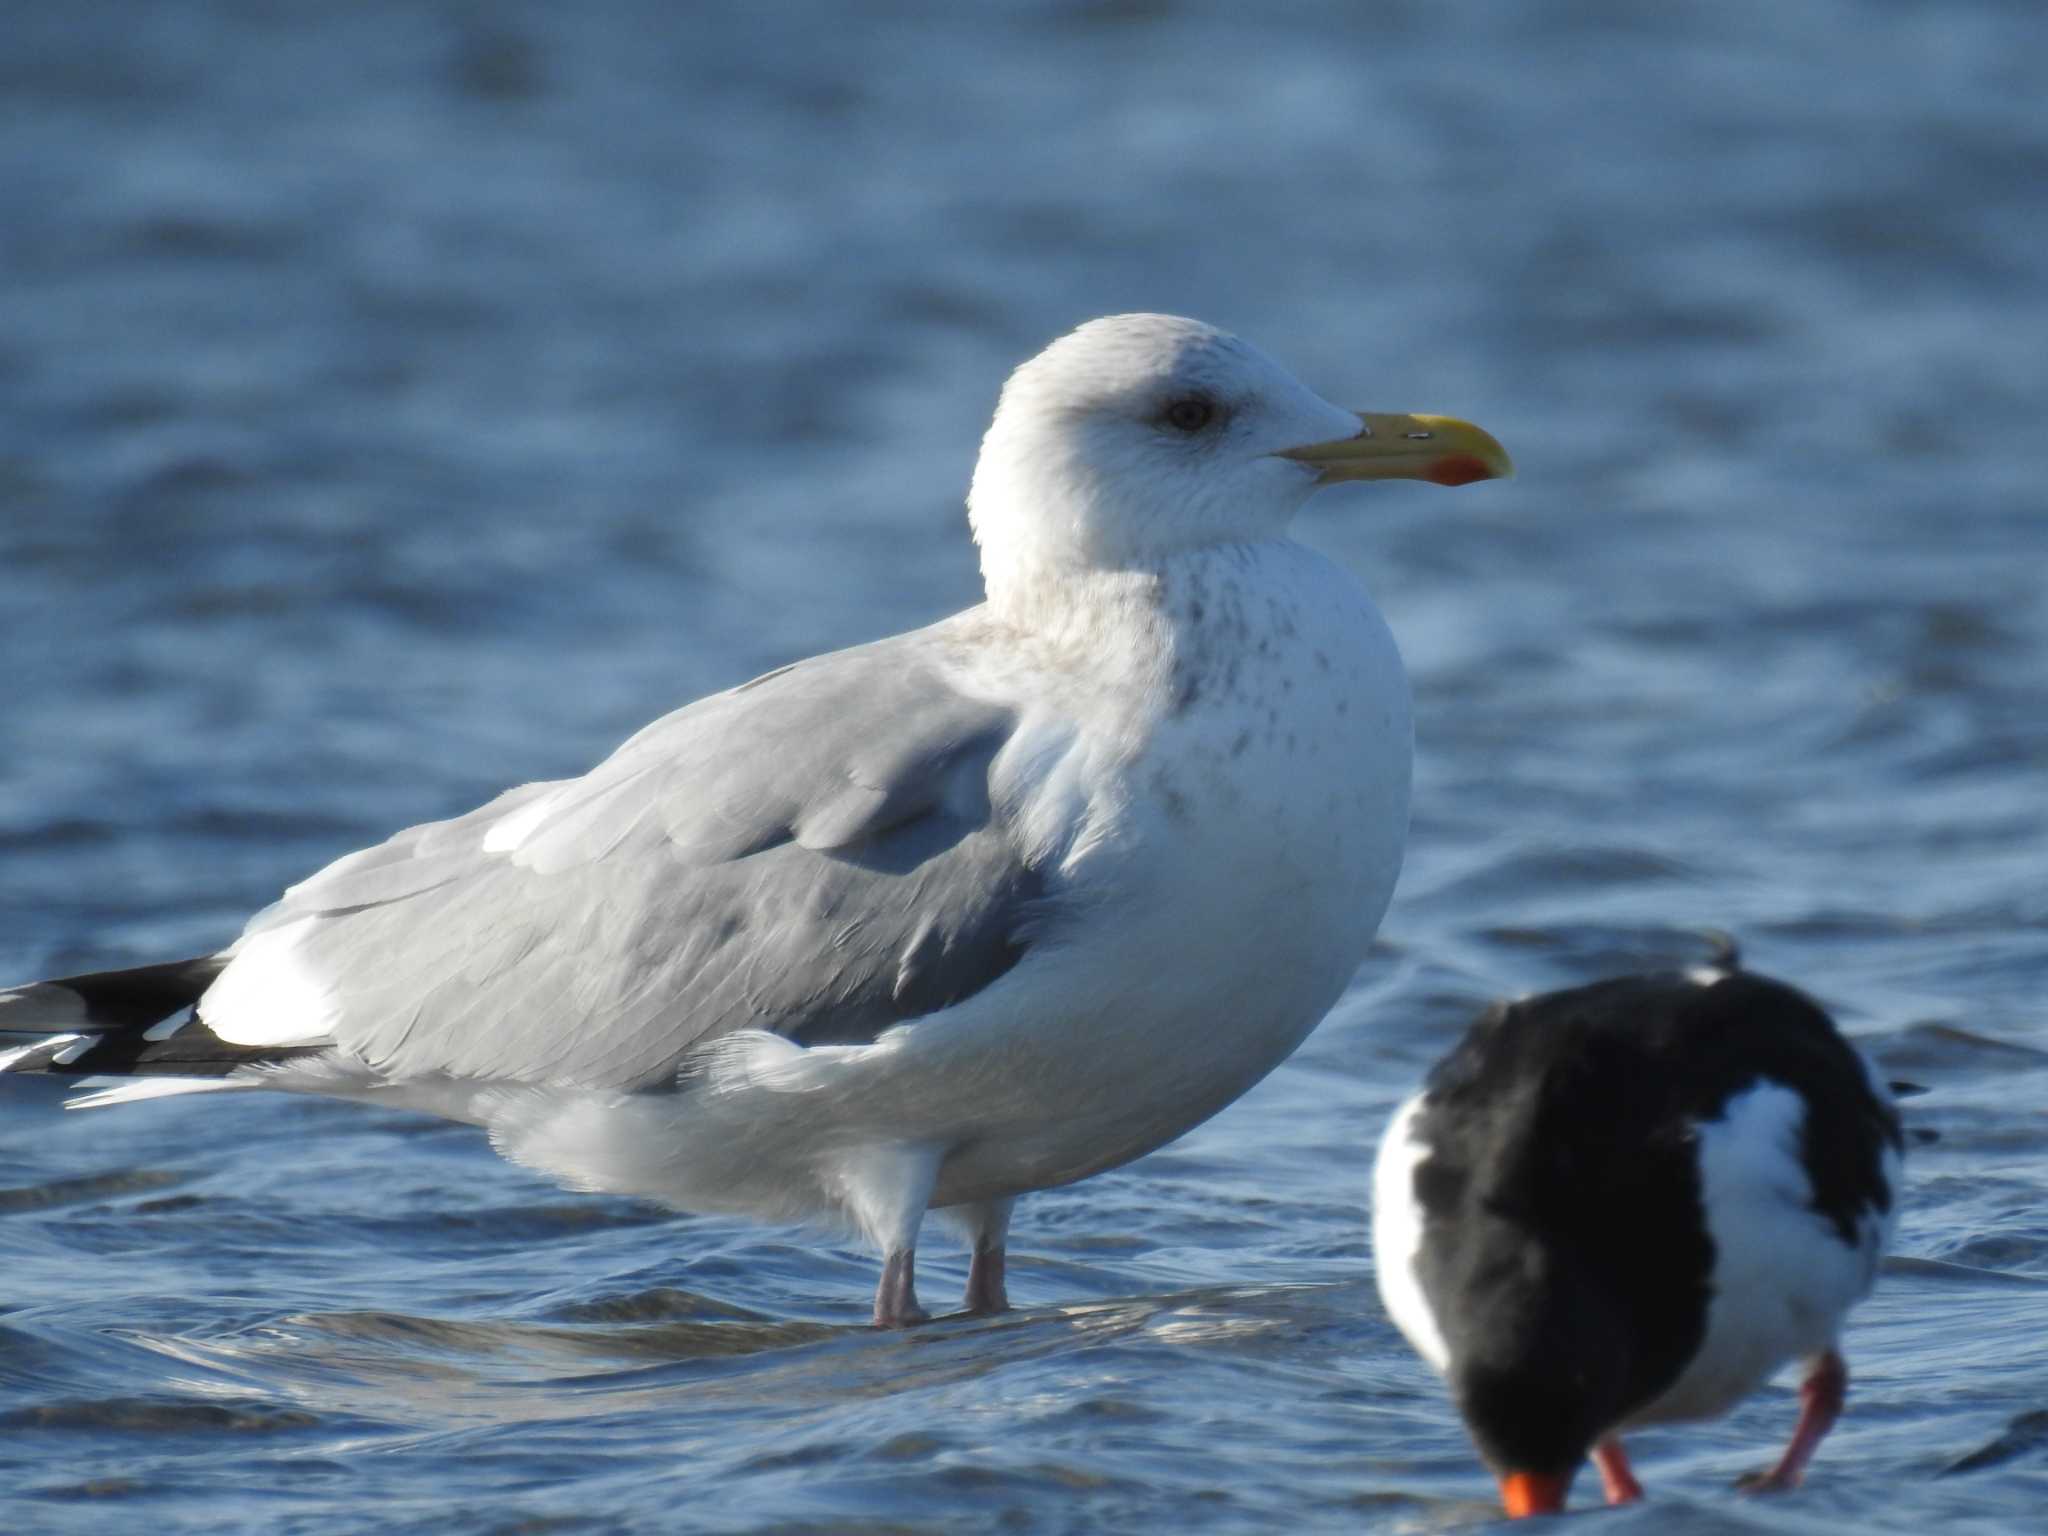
top-left (4, 955), bottom-right (225, 1033)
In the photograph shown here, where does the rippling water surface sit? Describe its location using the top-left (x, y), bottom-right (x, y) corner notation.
top-left (4, 3), bottom-right (2046, 1531)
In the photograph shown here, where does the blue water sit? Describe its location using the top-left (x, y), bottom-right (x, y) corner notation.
top-left (4, 2), bottom-right (2047, 1530)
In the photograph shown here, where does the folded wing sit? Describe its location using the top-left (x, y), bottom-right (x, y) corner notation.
top-left (138, 624), bottom-right (1053, 1093)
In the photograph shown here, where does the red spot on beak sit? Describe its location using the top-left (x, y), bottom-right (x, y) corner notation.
top-left (1499, 1470), bottom-right (1573, 1518)
top-left (1426, 453), bottom-right (1494, 487)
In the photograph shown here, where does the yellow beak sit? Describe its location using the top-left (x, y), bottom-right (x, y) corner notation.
top-left (1279, 412), bottom-right (1513, 487)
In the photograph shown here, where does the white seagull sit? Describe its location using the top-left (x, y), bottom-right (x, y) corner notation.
top-left (2, 314), bottom-right (1511, 1325)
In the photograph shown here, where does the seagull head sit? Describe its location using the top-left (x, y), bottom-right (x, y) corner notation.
top-left (966, 313), bottom-right (1511, 609)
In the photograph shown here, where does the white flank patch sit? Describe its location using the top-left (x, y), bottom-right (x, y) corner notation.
top-left (197, 917), bottom-right (339, 1047)
top-left (481, 794), bottom-right (558, 854)
top-left (1373, 1094), bottom-right (1452, 1374)
top-left (66, 1076), bottom-right (261, 1110)
top-left (825, 1139), bottom-right (943, 1253)
top-left (1686, 964), bottom-right (1731, 988)
top-left (1630, 1080), bottom-right (1879, 1425)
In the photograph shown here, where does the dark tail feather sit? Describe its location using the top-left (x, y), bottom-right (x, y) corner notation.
top-left (1, 954), bottom-right (318, 1079)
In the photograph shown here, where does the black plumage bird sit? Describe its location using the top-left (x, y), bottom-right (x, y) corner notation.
top-left (1373, 954), bottom-right (1902, 1517)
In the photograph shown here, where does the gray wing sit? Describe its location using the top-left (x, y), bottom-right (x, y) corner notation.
top-left (232, 622), bottom-right (1051, 1090)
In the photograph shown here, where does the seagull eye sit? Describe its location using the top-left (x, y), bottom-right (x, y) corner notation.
top-left (1162, 396), bottom-right (1217, 434)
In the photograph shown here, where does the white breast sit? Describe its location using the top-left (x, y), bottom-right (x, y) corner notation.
top-left (1143, 567), bottom-right (1404, 1025)
top-left (926, 542), bottom-right (1412, 1196)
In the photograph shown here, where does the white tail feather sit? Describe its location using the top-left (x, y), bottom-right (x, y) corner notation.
top-left (65, 1076), bottom-right (261, 1111)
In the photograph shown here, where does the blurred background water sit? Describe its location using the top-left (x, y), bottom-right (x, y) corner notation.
top-left (3, 2), bottom-right (2046, 1530)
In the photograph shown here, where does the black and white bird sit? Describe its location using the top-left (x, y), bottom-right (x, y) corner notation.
top-left (0, 314), bottom-right (1510, 1328)
top-left (1372, 952), bottom-right (1902, 1517)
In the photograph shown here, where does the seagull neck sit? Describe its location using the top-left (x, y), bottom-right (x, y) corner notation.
top-left (978, 541), bottom-right (1306, 679)
top-left (982, 558), bottom-right (1178, 653)
top-left (986, 540), bottom-right (1291, 621)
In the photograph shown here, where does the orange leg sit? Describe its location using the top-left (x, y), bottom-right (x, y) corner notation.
top-left (1593, 1437), bottom-right (1644, 1504)
top-left (1739, 1348), bottom-right (1847, 1493)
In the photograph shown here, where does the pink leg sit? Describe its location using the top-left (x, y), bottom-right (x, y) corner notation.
top-left (1593, 1438), bottom-right (1644, 1504)
top-left (959, 1196), bottom-right (1014, 1315)
top-left (1739, 1348), bottom-right (1848, 1493)
top-left (873, 1248), bottom-right (931, 1328)
top-left (964, 1242), bottom-right (1008, 1314)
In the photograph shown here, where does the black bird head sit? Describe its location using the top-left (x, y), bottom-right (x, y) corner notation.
top-left (1443, 1233), bottom-right (1636, 1517)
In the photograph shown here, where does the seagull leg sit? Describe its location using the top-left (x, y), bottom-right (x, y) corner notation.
top-left (847, 1142), bottom-right (942, 1329)
top-left (1593, 1437), bottom-right (1644, 1504)
top-left (958, 1196), bottom-right (1015, 1315)
top-left (1738, 1348), bottom-right (1848, 1493)
top-left (873, 1248), bottom-right (930, 1328)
